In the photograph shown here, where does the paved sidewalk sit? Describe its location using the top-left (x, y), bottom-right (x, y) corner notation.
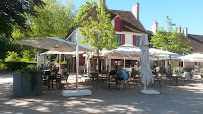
top-left (0, 73), bottom-right (13, 99)
top-left (0, 73), bottom-right (203, 113)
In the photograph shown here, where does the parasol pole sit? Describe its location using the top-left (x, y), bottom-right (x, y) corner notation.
top-left (124, 57), bottom-right (126, 69)
top-left (75, 28), bottom-right (79, 91)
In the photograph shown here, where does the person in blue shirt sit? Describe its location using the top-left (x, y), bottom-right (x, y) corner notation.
top-left (116, 66), bottom-right (128, 84)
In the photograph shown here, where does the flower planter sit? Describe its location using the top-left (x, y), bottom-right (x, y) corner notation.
top-left (13, 73), bottom-right (42, 97)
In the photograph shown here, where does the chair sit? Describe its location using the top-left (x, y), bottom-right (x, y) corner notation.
top-left (165, 71), bottom-right (173, 85)
top-left (90, 71), bottom-right (99, 88)
top-left (42, 70), bottom-right (51, 87)
top-left (106, 71), bottom-right (117, 88)
top-left (127, 68), bottom-right (140, 87)
top-left (153, 71), bottom-right (161, 88)
top-left (61, 71), bottom-right (69, 84)
top-left (179, 72), bottom-right (190, 86)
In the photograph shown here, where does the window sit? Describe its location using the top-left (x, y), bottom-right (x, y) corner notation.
top-left (136, 36), bottom-right (141, 47)
top-left (116, 34), bottom-right (125, 45)
top-left (116, 34), bottom-right (121, 45)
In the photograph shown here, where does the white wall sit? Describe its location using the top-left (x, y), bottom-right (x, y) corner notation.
top-left (111, 17), bottom-right (143, 45)
top-left (115, 31), bottom-right (142, 45)
top-left (72, 18), bottom-right (143, 49)
top-left (69, 27), bottom-right (91, 48)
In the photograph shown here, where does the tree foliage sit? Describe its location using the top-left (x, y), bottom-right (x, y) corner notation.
top-left (5, 51), bottom-right (21, 62)
top-left (0, 0), bottom-right (44, 37)
top-left (74, 0), bottom-right (97, 25)
top-left (0, 34), bottom-right (8, 60)
top-left (11, 0), bottom-right (76, 40)
top-left (150, 16), bottom-right (191, 55)
top-left (0, 0), bottom-right (44, 61)
top-left (80, 0), bottom-right (118, 52)
top-left (27, 0), bottom-right (76, 39)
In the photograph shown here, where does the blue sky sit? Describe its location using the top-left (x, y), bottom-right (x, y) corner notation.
top-left (71, 0), bottom-right (203, 35)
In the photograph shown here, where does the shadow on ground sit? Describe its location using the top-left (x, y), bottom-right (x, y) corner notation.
top-left (0, 74), bottom-right (203, 113)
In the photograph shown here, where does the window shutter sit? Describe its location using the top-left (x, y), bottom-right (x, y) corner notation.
top-left (115, 17), bottom-right (122, 32)
top-left (121, 34), bottom-right (125, 45)
top-left (133, 35), bottom-right (136, 46)
top-left (79, 54), bottom-right (85, 66)
top-left (111, 59), bottom-right (115, 66)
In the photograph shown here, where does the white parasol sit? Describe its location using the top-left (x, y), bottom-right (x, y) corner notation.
top-left (16, 31), bottom-right (92, 96)
top-left (179, 53), bottom-right (203, 62)
top-left (140, 34), bottom-right (160, 94)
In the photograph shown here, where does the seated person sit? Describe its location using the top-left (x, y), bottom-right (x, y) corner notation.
top-left (109, 65), bottom-right (118, 76)
top-left (52, 64), bottom-right (58, 73)
top-left (45, 59), bottom-right (51, 70)
top-left (57, 65), bottom-right (69, 88)
top-left (61, 65), bottom-right (69, 78)
top-left (116, 66), bottom-right (128, 84)
top-left (131, 68), bottom-right (137, 78)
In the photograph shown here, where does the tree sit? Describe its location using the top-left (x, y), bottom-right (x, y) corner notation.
top-left (74, 0), bottom-right (97, 25)
top-left (10, 0), bottom-right (76, 61)
top-left (0, 0), bottom-right (44, 37)
top-left (80, 0), bottom-right (118, 72)
top-left (150, 16), bottom-right (191, 55)
top-left (0, 0), bottom-right (44, 61)
top-left (26, 0), bottom-right (76, 39)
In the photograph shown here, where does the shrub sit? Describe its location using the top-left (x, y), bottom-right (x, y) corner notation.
top-left (183, 67), bottom-right (193, 73)
top-left (172, 67), bottom-right (179, 74)
top-left (5, 51), bottom-right (21, 62)
top-left (200, 68), bottom-right (203, 73)
top-left (5, 62), bottom-right (28, 71)
top-left (0, 59), bottom-right (7, 70)
top-left (16, 64), bottom-right (41, 74)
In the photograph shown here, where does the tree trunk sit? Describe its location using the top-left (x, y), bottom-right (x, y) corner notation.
top-left (97, 50), bottom-right (102, 73)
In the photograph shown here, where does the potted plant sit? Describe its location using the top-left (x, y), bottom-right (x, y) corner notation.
top-left (13, 65), bottom-right (42, 97)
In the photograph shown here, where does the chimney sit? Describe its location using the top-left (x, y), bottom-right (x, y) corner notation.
top-left (103, 0), bottom-right (106, 6)
top-left (177, 25), bottom-right (181, 33)
top-left (98, 0), bottom-right (106, 8)
top-left (183, 28), bottom-right (188, 37)
top-left (152, 21), bottom-right (158, 34)
top-left (132, 2), bottom-right (139, 20)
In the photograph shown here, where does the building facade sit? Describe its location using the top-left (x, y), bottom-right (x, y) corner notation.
top-left (67, 2), bottom-right (147, 73)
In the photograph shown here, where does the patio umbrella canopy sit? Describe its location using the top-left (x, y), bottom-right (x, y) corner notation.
top-left (149, 48), bottom-right (176, 55)
top-left (40, 50), bottom-right (84, 55)
top-left (108, 44), bottom-right (141, 56)
top-left (102, 44), bottom-right (178, 58)
top-left (16, 37), bottom-right (91, 52)
top-left (140, 34), bottom-right (160, 94)
top-left (150, 54), bottom-right (181, 60)
top-left (16, 35), bottom-right (92, 95)
top-left (140, 34), bottom-right (154, 86)
top-left (179, 53), bottom-right (203, 62)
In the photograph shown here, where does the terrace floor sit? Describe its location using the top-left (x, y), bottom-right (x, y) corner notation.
top-left (0, 73), bottom-right (203, 114)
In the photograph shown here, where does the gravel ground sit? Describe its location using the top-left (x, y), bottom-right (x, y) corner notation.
top-left (0, 73), bottom-right (203, 114)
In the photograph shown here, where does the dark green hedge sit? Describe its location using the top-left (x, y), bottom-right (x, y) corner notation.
top-left (4, 62), bottom-right (36, 71)
top-left (5, 62), bottom-right (28, 71)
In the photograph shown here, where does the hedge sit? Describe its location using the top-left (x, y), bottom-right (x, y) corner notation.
top-left (0, 62), bottom-right (36, 71)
